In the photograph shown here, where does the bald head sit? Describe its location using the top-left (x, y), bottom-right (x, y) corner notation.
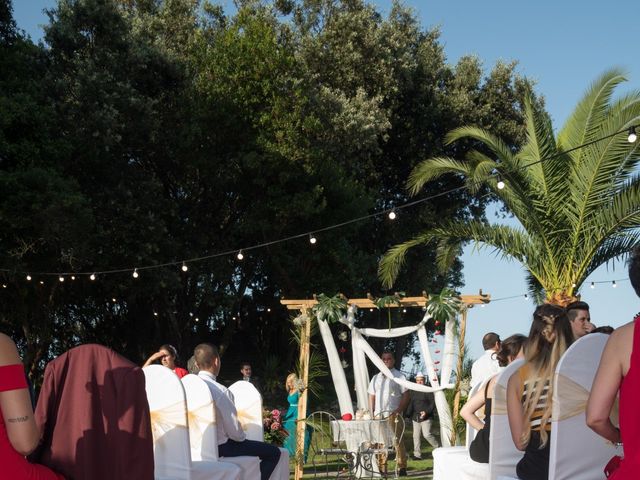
top-left (194, 343), bottom-right (219, 373)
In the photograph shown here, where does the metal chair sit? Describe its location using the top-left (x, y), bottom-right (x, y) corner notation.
top-left (305, 411), bottom-right (357, 479)
top-left (358, 411), bottom-right (406, 479)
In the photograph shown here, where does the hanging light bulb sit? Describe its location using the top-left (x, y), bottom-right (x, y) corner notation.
top-left (2, 284), bottom-right (6, 288)
top-left (309, 234), bottom-right (317, 245)
top-left (39, 280), bottom-right (44, 285)
top-left (181, 262), bottom-right (188, 272)
top-left (590, 282), bottom-right (595, 289)
top-left (628, 126), bottom-right (637, 143)
top-left (26, 275), bottom-right (31, 281)
top-left (612, 280), bottom-right (617, 288)
top-left (153, 311), bottom-right (158, 316)
top-left (112, 298), bottom-right (117, 302)
top-left (59, 276), bottom-right (65, 282)
top-left (132, 268), bottom-right (139, 279)
top-left (524, 293), bottom-right (528, 299)
top-left (90, 273), bottom-right (96, 281)
top-left (71, 275), bottom-right (76, 280)
top-left (237, 250), bottom-right (244, 261)
top-left (388, 210), bottom-right (397, 220)
top-left (497, 177), bottom-right (505, 190)
top-left (571, 283), bottom-right (577, 288)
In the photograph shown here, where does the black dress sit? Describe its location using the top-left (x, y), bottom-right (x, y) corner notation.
top-left (516, 431), bottom-right (550, 480)
top-left (468, 380), bottom-right (492, 463)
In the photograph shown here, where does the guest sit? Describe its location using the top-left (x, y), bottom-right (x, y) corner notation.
top-left (143, 344), bottom-right (188, 378)
top-left (470, 332), bottom-right (502, 388)
top-left (506, 304), bottom-right (573, 480)
top-left (0, 333), bottom-right (65, 480)
top-left (240, 362), bottom-right (262, 393)
top-left (566, 301), bottom-right (593, 340)
top-left (461, 334), bottom-right (526, 463)
top-left (368, 351), bottom-right (409, 476)
top-left (194, 343), bottom-right (280, 480)
top-left (405, 372), bottom-right (439, 460)
top-left (587, 246), bottom-right (640, 479)
top-left (282, 373), bottom-right (310, 460)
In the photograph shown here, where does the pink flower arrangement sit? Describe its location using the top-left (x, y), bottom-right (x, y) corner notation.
top-left (263, 408), bottom-right (288, 446)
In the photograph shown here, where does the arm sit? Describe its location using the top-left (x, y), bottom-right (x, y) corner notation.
top-left (460, 383), bottom-right (488, 431)
top-left (405, 394), bottom-right (414, 419)
top-left (142, 351), bottom-right (165, 368)
top-left (586, 327), bottom-right (629, 444)
top-left (506, 371), bottom-right (526, 451)
top-left (368, 394), bottom-right (376, 417)
top-left (0, 334), bottom-right (41, 455)
top-left (393, 390), bottom-right (410, 416)
top-left (220, 391), bottom-right (247, 442)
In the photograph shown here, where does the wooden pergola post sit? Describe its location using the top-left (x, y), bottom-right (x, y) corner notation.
top-left (451, 306), bottom-right (469, 445)
top-left (294, 309), bottom-right (312, 480)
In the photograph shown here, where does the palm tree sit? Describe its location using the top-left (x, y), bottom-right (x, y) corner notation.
top-left (379, 69), bottom-right (640, 305)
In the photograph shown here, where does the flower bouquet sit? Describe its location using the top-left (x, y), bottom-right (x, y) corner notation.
top-left (263, 408), bottom-right (289, 446)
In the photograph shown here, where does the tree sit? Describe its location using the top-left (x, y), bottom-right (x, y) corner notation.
top-left (380, 69), bottom-right (640, 305)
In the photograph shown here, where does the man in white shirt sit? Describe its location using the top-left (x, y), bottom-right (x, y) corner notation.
top-left (470, 332), bottom-right (502, 389)
top-left (368, 351), bottom-right (410, 476)
top-left (194, 343), bottom-right (280, 480)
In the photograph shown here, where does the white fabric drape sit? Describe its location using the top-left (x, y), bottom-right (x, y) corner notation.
top-left (318, 316), bottom-right (355, 416)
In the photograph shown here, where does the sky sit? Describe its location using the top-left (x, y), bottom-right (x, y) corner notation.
top-left (10, 0), bottom-right (640, 364)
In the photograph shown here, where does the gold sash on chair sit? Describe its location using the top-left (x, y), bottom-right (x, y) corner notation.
top-left (187, 402), bottom-right (217, 453)
top-left (149, 401), bottom-right (189, 441)
top-left (552, 374), bottom-right (619, 426)
top-left (236, 407), bottom-right (261, 432)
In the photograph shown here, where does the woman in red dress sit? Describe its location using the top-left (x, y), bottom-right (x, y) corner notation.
top-left (587, 247), bottom-right (640, 479)
top-left (0, 333), bottom-right (64, 479)
top-left (143, 343), bottom-right (189, 378)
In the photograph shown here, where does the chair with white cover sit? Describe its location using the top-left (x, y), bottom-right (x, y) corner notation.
top-left (143, 365), bottom-right (241, 480)
top-left (489, 358), bottom-right (524, 480)
top-left (181, 374), bottom-right (260, 480)
top-left (432, 380), bottom-right (490, 480)
top-left (228, 380), bottom-right (290, 480)
top-left (548, 333), bottom-right (620, 480)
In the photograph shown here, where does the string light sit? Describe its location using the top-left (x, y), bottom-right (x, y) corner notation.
top-left (613, 280), bottom-right (617, 288)
top-left (26, 275), bottom-right (31, 281)
top-left (1, 124), bottom-right (637, 280)
top-left (153, 311), bottom-right (158, 316)
top-left (309, 234), bottom-right (317, 245)
top-left (132, 269), bottom-right (139, 279)
top-left (90, 273), bottom-right (96, 281)
top-left (524, 293), bottom-right (528, 299)
top-left (2, 284), bottom-right (6, 288)
top-left (39, 280), bottom-right (44, 285)
top-left (58, 276), bottom-right (64, 282)
top-left (590, 282), bottom-right (595, 289)
top-left (112, 298), bottom-right (117, 302)
top-left (71, 275), bottom-right (75, 280)
top-left (181, 263), bottom-right (188, 272)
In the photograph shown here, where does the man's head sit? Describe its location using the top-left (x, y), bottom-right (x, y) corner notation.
top-left (629, 245), bottom-right (640, 297)
top-left (415, 372), bottom-right (425, 385)
top-left (240, 362), bottom-right (252, 378)
top-left (194, 343), bottom-right (220, 376)
top-left (381, 351), bottom-right (395, 369)
top-left (566, 301), bottom-right (591, 339)
top-left (482, 332), bottom-right (501, 352)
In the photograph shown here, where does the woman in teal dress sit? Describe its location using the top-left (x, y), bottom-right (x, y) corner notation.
top-left (283, 373), bottom-right (310, 460)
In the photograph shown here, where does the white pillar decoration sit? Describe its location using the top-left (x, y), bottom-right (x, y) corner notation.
top-left (317, 317), bottom-right (354, 416)
top-left (440, 315), bottom-right (457, 386)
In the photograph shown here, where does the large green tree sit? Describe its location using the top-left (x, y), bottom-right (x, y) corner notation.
top-left (380, 69), bottom-right (640, 305)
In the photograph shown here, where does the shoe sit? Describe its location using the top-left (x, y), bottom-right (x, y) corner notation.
top-left (410, 455), bottom-right (422, 460)
top-left (398, 468), bottom-right (408, 477)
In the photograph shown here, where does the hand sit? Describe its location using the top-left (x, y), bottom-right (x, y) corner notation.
top-left (150, 351), bottom-right (166, 361)
top-left (419, 411), bottom-right (426, 419)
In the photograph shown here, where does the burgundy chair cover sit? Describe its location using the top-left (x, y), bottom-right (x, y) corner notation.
top-left (33, 344), bottom-right (154, 480)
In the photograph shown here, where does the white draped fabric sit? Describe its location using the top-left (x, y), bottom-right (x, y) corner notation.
top-left (317, 304), bottom-right (456, 445)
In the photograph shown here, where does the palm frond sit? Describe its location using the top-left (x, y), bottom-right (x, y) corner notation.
top-left (407, 157), bottom-right (472, 196)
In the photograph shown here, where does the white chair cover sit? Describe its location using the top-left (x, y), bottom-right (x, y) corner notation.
top-left (181, 374), bottom-right (260, 480)
top-left (432, 446), bottom-right (488, 480)
top-left (229, 381), bottom-right (264, 442)
top-left (489, 359), bottom-right (524, 480)
top-left (227, 380), bottom-right (289, 480)
top-left (143, 366), bottom-right (241, 480)
top-left (549, 333), bottom-right (620, 480)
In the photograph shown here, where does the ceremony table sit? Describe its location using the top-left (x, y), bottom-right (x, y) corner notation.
top-left (331, 419), bottom-right (395, 478)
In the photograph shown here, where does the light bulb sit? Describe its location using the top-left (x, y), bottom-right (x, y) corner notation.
top-left (153, 311), bottom-right (158, 316)
top-left (26, 275), bottom-right (31, 281)
top-left (388, 210), bottom-right (397, 220)
top-left (497, 179), bottom-right (505, 190)
top-left (181, 263), bottom-right (188, 272)
top-left (2, 284), bottom-right (6, 288)
top-left (39, 280), bottom-right (44, 285)
top-left (237, 250), bottom-right (244, 260)
top-left (112, 298), bottom-right (117, 302)
top-left (309, 234), bottom-right (317, 244)
top-left (571, 283), bottom-right (576, 288)
top-left (628, 127), bottom-right (637, 143)
top-left (132, 269), bottom-right (139, 278)
top-left (90, 273), bottom-right (96, 281)
top-left (590, 282), bottom-right (595, 289)
top-left (59, 276), bottom-right (65, 282)
top-left (267, 308), bottom-right (271, 312)
top-left (613, 280), bottom-right (617, 288)
top-left (524, 293), bottom-right (528, 299)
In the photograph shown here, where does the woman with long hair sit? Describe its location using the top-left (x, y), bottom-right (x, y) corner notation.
top-left (506, 304), bottom-right (573, 480)
top-left (461, 333), bottom-right (527, 463)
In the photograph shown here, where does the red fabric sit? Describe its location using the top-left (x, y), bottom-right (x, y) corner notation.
top-left (32, 345), bottom-right (154, 480)
top-left (610, 318), bottom-right (640, 479)
top-left (173, 367), bottom-right (188, 379)
top-left (0, 365), bottom-right (64, 480)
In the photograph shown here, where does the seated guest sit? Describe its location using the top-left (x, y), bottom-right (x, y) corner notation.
top-left (587, 246), bottom-right (640, 479)
top-left (471, 332), bottom-right (502, 389)
top-left (194, 343), bottom-right (280, 480)
top-left (143, 344), bottom-right (188, 378)
top-left (33, 344), bottom-right (154, 480)
top-left (461, 334), bottom-right (526, 463)
top-left (566, 301), bottom-right (593, 340)
top-left (0, 333), bottom-right (64, 480)
top-left (506, 304), bottom-right (573, 480)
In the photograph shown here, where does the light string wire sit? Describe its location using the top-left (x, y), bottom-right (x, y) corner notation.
top-left (1, 124), bottom-right (637, 279)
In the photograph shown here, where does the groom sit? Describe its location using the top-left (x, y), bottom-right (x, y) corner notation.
top-left (194, 343), bottom-right (280, 480)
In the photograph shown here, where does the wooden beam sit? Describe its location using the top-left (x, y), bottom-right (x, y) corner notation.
top-left (281, 293), bottom-right (490, 310)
